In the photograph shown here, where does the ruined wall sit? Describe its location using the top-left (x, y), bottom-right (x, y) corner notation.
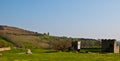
top-left (101, 39), bottom-right (119, 53)
top-left (72, 41), bottom-right (81, 51)
top-left (0, 47), bottom-right (11, 51)
top-left (114, 41), bottom-right (119, 53)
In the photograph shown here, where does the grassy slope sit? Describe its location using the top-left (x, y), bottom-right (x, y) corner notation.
top-left (0, 25), bottom-right (50, 48)
top-left (0, 36), bottom-right (13, 47)
top-left (0, 49), bottom-right (120, 61)
top-left (0, 25), bottom-right (100, 49)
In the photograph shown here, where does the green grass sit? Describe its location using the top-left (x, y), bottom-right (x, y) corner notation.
top-left (0, 49), bottom-right (120, 61)
top-left (80, 48), bottom-right (101, 53)
top-left (0, 37), bottom-right (13, 47)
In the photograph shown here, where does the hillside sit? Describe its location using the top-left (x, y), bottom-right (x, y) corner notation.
top-left (0, 36), bottom-right (13, 47)
top-left (0, 25), bottom-right (49, 48)
top-left (0, 25), bottom-right (100, 50)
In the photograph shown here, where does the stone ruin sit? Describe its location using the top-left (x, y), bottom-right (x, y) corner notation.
top-left (101, 39), bottom-right (119, 53)
top-left (72, 41), bottom-right (81, 52)
top-left (72, 39), bottom-right (119, 53)
top-left (0, 47), bottom-right (11, 51)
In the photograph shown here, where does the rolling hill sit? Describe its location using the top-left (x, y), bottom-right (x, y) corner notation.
top-left (0, 25), bottom-right (50, 48)
top-left (0, 25), bottom-right (101, 50)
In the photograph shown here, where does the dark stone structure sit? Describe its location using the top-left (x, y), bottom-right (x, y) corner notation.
top-left (101, 39), bottom-right (119, 53)
top-left (72, 41), bottom-right (81, 52)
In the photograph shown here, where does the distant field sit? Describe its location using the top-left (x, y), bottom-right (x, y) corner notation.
top-left (0, 49), bottom-right (119, 61)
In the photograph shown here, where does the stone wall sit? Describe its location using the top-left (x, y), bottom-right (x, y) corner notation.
top-left (114, 41), bottom-right (119, 53)
top-left (72, 41), bottom-right (81, 52)
top-left (101, 39), bottom-right (119, 53)
top-left (0, 47), bottom-right (11, 51)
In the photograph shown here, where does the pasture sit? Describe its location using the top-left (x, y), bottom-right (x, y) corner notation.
top-left (0, 49), bottom-right (119, 61)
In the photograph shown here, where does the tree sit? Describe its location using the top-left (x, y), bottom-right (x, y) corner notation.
top-left (49, 38), bottom-right (72, 51)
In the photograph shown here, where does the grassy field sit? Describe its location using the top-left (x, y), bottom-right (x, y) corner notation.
top-left (0, 49), bottom-right (120, 61)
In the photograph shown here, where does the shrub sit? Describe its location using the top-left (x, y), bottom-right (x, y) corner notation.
top-left (49, 39), bottom-right (72, 52)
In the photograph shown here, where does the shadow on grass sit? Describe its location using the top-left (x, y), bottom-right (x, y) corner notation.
top-left (79, 48), bottom-right (101, 53)
top-left (44, 51), bottom-right (58, 53)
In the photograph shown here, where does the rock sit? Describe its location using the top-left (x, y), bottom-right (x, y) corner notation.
top-left (26, 49), bottom-right (32, 54)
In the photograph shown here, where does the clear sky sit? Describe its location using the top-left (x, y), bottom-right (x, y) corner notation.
top-left (1, 0), bottom-right (120, 40)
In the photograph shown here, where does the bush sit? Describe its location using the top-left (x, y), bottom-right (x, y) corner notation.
top-left (49, 39), bottom-right (72, 52)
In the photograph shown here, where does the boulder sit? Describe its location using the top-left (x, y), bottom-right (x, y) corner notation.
top-left (26, 49), bottom-right (32, 54)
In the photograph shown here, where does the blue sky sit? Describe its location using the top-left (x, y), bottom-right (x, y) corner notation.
top-left (1, 0), bottom-right (120, 40)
